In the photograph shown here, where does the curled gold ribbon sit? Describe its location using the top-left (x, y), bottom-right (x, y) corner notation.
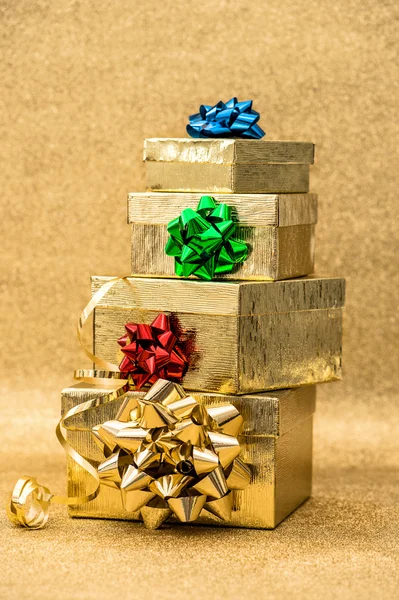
top-left (7, 377), bottom-right (130, 528)
top-left (7, 477), bottom-right (52, 529)
top-left (77, 276), bottom-right (124, 371)
top-left (8, 276), bottom-right (136, 529)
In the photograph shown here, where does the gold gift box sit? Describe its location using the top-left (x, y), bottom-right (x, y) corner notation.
top-left (128, 191), bottom-right (317, 281)
top-left (144, 138), bottom-right (315, 194)
top-left (62, 383), bottom-right (315, 529)
top-left (92, 275), bottom-right (345, 394)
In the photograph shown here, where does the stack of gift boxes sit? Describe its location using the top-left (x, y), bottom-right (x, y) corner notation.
top-left (62, 137), bottom-right (345, 529)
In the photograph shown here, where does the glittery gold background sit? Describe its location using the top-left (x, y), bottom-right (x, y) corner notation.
top-left (1, 1), bottom-right (398, 598)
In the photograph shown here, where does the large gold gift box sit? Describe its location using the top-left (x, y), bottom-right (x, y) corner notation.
top-left (92, 275), bottom-right (344, 394)
top-left (128, 192), bottom-right (317, 281)
top-left (62, 383), bottom-right (315, 529)
top-left (144, 138), bottom-right (315, 193)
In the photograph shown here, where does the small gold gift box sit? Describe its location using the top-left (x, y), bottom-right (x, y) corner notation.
top-left (92, 275), bottom-right (344, 395)
top-left (144, 138), bottom-right (315, 194)
top-left (62, 383), bottom-right (315, 529)
top-left (128, 192), bottom-right (317, 281)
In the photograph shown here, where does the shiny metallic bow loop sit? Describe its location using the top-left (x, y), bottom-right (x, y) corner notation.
top-left (95, 378), bottom-right (251, 529)
top-left (118, 313), bottom-right (188, 389)
top-left (165, 195), bottom-right (249, 281)
top-left (187, 97), bottom-right (265, 139)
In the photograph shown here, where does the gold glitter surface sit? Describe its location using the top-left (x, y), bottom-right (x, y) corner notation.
top-left (1, 1), bottom-right (398, 598)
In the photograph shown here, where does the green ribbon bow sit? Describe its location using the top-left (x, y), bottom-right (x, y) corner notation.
top-left (165, 196), bottom-right (248, 281)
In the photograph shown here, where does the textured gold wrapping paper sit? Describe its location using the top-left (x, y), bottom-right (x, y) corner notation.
top-left (146, 161), bottom-right (310, 194)
top-left (92, 275), bottom-right (344, 394)
top-left (62, 383), bottom-right (315, 529)
top-left (128, 192), bottom-right (317, 280)
top-left (144, 138), bottom-right (314, 193)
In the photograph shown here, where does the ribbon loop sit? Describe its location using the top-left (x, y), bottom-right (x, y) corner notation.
top-left (7, 477), bottom-right (52, 529)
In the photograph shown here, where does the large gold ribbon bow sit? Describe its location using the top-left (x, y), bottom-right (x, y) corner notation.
top-left (94, 379), bottom-right (251, 529)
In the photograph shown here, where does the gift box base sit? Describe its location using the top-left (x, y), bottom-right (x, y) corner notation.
top-left (145, 161), bottom-right (310, 194)
top-left (91, 275), bottom-right (345, 395)
top-left (130, 223), bottom-right (315, 281)
top-left (143, 138), bottom-right (315, 195)
top-left (128, 191), bottom-right (317, 281)
top-left (63, 384), bottom-right (315, 529)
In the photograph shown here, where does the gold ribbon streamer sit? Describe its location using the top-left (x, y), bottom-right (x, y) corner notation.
top-left (77, 276), bottom-right (124, 371)
top-left (7, 375), bottom-right (131, 527)
top-left (8, 276), bottom-right (137, 529)
top-left (77, 275), bottom-right (144, 370)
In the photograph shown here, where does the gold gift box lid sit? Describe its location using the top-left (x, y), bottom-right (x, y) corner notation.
top-left (144, 138), bottom-right (315, 165)
top-left (128, 192), bottom-right (318, 228)
top-left (61, 383), bottom-right (316, 441)
top-left (91, 275), bottom-right (345, 317)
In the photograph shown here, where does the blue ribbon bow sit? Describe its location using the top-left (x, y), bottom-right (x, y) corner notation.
top-left (187, 97), bottom-right (265, 139)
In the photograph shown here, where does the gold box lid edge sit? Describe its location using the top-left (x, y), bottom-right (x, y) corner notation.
top-left (144, 138), bottom-right (315, 165)
top-left (89, 275), bottom-right (345, 313)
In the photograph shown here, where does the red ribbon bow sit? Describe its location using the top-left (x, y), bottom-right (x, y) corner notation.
top-left (118, 314), bottom-right (188, 389)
